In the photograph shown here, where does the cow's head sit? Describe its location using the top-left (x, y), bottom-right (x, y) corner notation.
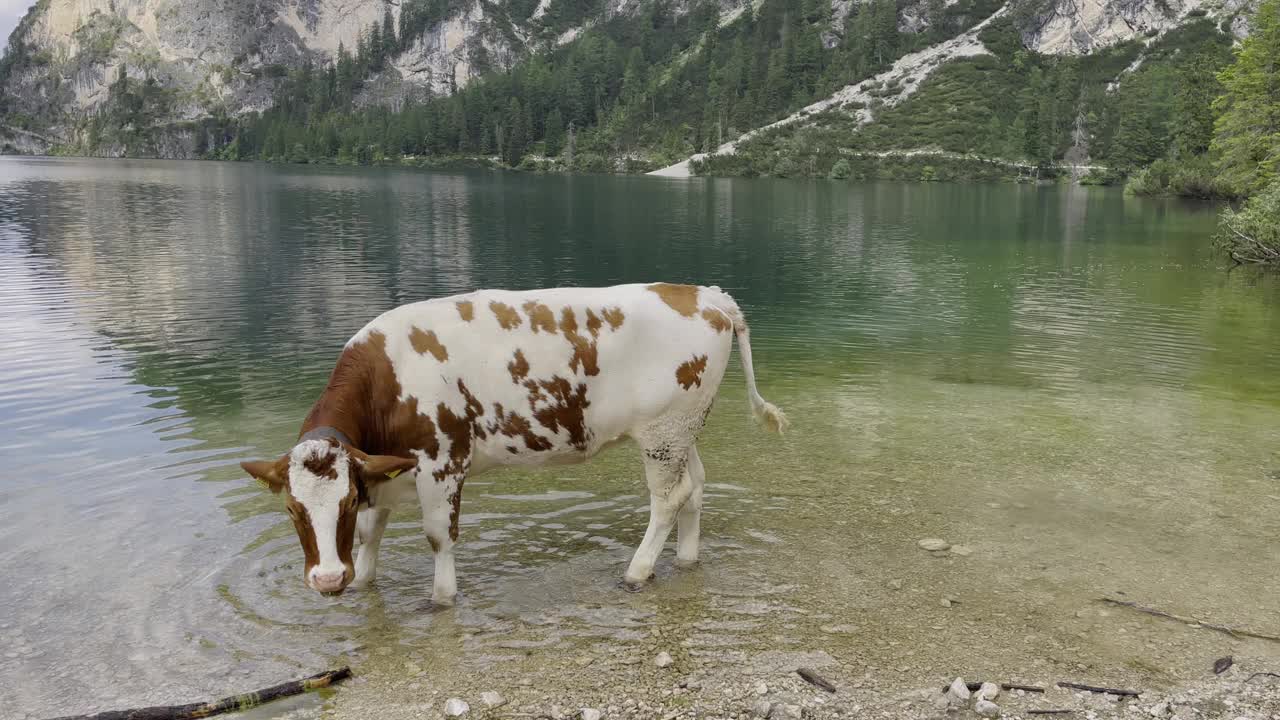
top-left (241, 438), bottom-right (417, 594)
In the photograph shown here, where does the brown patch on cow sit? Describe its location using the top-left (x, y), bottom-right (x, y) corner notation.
top-left (530, 376), bottom-right (591, 451)
top-left (676, 355), bottom-right (709, 390)
top-left (559, 307), bottom-right (601, 376)
top-left (448, 485), bottom-right (463, 541)
top-left (433, 380), bottom-right (486, 482)
top-left (601, 307), bottom-right (625, 330)
top-left (508, 350), bottom-right (530, 383)
top-left (456, 301), bottom-right (475, 322)
top-left (301, 441), bottom-right (340, 480)
top-left (489, 403), bottom-right (554, 451)
top-left (523, 301), bottom-right (558, 334)
top-left (286, 499), bottom-right (320, 578)
top-left (301, 330), bottom-right (439, 462)
top-left (409, 327), bottom-right (449, 362)
top-left (702, 308), bottom-right (732, 333)
top-left (648, 283), bottom-right (700, 317)
top-left (490, 301), bottom-right (523, 330)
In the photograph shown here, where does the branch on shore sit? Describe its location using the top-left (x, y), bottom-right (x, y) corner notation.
top-left (49, 667), bottom-right (352, 720)
top-left (1056, 681), bottom-right (1141, 697)
top-left (1098, 597), bottom-right (1280, 642)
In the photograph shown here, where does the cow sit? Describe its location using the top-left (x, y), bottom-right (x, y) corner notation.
top-left (240, 283), bottom-right (786, 603)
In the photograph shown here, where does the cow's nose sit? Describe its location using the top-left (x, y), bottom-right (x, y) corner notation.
top-left (310, 570), bottom-right (347, 593)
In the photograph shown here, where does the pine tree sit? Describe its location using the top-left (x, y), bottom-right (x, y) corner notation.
top-left (545, 107), bottom-right (565, 155)
top-left (1212, 0), bottom-right (1280, 195)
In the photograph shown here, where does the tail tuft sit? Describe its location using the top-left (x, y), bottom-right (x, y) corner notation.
top-left (752, 398), bottom-right (789, 435)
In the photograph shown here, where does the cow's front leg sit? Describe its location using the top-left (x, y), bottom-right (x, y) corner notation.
top-left (417, 471), bottom-right (464, 606)
top-left (624, 443), bottom-right (694, 589)
top-left (352, 506), bottom-right (392, 588)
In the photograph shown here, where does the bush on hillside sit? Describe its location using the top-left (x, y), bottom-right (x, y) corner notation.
top-left (1214, 178), bottom-right (1280, 266)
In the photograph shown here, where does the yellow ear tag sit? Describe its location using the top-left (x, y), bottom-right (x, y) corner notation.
top-left (386, 469), bottom-right (403, 479)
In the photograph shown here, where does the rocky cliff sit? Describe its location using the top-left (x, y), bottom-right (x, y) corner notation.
top-left (0, 0), bottom-right (1252, 157)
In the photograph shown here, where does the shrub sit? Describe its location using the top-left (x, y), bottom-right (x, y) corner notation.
top-left (1214, 178), bottom-right (1280, 266)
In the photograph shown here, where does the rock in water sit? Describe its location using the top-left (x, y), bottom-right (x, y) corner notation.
top-left (445, 698), bottom-right (470, 717)
top-left (948, 678), bottom-right (971, 701)
top-left (655, 651), bottom-right (674, 668)
top-left (581, 709), bottom-right (603, 720)
top-left (975, 699), bottom-right (1000, 717)
top-left (754, 681), bottom-right (769, 696)
top-left (978, 682), bottom-right (1000, 700)
top-left (481, 691), bottom-right (506, 708)
top-left (918, 538), bottom-right (951, 551)
top-left (752, 700), bottom-right (773, 718)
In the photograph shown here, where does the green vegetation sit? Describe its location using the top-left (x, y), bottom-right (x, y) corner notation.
top-left (1215, 178), bottom-right (1280, 266)
top-left (191, 0), bottom-right (1004, 168)
top-left (710, 17), bottom-right (1235, 184)
top-left (1211, 0), bottom-right (1280, 197)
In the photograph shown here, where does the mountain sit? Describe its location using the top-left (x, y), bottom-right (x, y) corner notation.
top-left (0, 0), bottom-right (1258, 177)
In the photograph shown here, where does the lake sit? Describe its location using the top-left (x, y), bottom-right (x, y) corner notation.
top-left (2, 157), bottom-right (1279, 719)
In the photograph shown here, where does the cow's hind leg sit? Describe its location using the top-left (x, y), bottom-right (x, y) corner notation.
top-left (352, 506), bottom-right (392, 587)
top-left (417, 471), bottom-right (464, 606)
top-left (624, 439), bottom-right (695, 589)
top-left (675, 445), bottom-right (705, 567)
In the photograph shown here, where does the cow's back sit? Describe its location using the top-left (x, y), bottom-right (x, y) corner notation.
top-left (346, 284), bottom-right (736, 468)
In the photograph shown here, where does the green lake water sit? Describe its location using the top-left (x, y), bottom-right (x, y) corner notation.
top-left (2, 157), bottom-right (1279, 718)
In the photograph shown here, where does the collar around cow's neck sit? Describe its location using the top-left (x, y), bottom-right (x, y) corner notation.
top-left (300, 425), bottom-right (355, 448)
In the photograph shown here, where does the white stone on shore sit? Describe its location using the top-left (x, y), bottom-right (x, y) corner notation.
top-left (444, 698), bottom-right (470, 716)
top-left (655, 651), bottom-right (674, 667)
top-left (918, 538), bottom-right (950, 551)
top-left (481, 691), bottom-right (506, 708)
top-left (978, 682), bottom-right (1001, 700)
top-left (752, 699), bottom-right (773, 717)
top-left (948, 678), bottom-right (971, 701)
top-left (975, 699), bottom-right (1001, 717)
top-left (754, 681), bottom-right (769, 696)
top-left (581, 708), bottom-right (603, 720)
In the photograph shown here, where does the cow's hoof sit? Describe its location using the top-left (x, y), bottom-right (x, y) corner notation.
top-left (674, 557), bottom-right (699, 569)
top-left (620, 579), bottom-right (647, 593)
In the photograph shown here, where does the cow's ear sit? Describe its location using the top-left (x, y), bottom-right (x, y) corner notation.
top-left (241, 457), bottom-right (289, 494)
top-left (357, 454), bottom-right (418, 484)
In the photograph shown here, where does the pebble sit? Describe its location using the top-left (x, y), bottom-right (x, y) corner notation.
top-left (888, 579), bottom-right (903, 590)
top-left (752, 700), bottom-right (773, 718)
top-left (754, 681), bottom-right (769, 696)
top-left (655, 651), bottom-right (674, 668)
top-left (950, 545), bottom-right (973, 556)
top-left (770, 704), bottom-right (803, 720)
top-left (940, 598), bottom-right (954, 608)
top-left (948, 678), bottom-right (971, 701)
top-left (444, 698), bottom-right (470, 717)
top-left (918, 538), bottom-right (950, 551)
top-left (978, 682), bottom-right (1000, 701)
top-left (481, 691), bottom-right (506, 708)
top-left (1149, 702), bottom-right (1170, 717)
top-left (975, 699), bottom-right (1001, 717)
top-left (581, 709), bottom-right (603, 720)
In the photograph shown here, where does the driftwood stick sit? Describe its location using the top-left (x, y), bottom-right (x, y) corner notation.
top-left (945, 681), bottom-right (1046, 693)
top-left (1057, 681), bottom-right (1140, 697)
top-left (1246, 672), bottom-right (1280, 683)
top-left (796, 668), bottom-right (837, 693)
top-left (1027, 711), bottom-right (1074, 715)
top-left (1098, 597), bottom-right (1280, 643)
top-left (49, 667), bottom-right (352, 720)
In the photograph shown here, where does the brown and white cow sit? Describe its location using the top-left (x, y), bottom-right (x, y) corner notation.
top-left (241, 283), bottom-right (786, 602)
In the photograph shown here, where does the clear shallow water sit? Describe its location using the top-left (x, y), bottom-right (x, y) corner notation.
top-left (2, 157), bottom-right (1280, 718)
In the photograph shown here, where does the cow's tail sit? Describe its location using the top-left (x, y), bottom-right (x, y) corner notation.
top-left (704, 287), bottom-right (789, 435)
